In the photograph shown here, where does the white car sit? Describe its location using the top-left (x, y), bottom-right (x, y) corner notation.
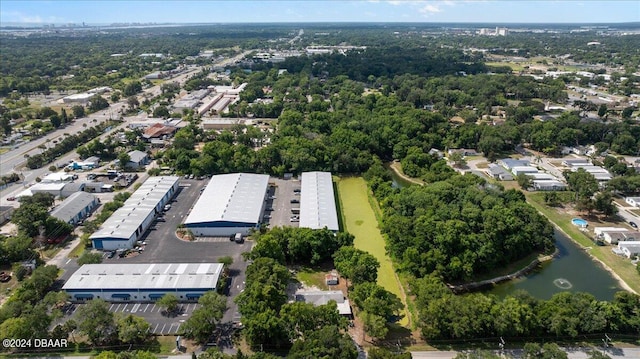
top-left (163, 204), bottom-right (171, 211)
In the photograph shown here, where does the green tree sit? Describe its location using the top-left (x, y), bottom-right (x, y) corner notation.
top-left (118, 151), bottom-right (131, 170)
top-left (517, 173), bottom-right (533, 190)
top-left (88, 95), bottom-right (109, 112)
top-left (362, 311), bottom-right (388, 339)
top-left (77, 251), bottom-right (103, 265)
top-left (564, 168), bottom-right (598, 202)
top-left (179, 291), bottom-right (227, 344)
top-left (117, 314), bottom-right (152, 344)
top-left (287, 325), bottom-right (358, 359)
top-left (449, 151), bottom-right (467, 168)
top-left (11, 203), bottom-right (49, 237)
top-left (333, 246), bottom-right (380, 285)
top-left (593, 191), bottom-right (618, 217)
top-left (157, 293), bottom-right (180, 314)
top-left (71, 105), bottom-right (85, 119)
top-left (77, 298), bottom-right (117, 346)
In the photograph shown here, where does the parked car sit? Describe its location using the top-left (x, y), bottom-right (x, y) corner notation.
top-left (290, 199), bottom-right (300, 204)
top-left (6, 196), bottom-right (15, 201)
top-left (107, 251), bottom-right (116, 259)
top-left (163, 204), bottom-right (171, 211)
top-left (630, 221), bottom-right (638, 229)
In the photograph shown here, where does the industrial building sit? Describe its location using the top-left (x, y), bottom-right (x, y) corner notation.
top-left (183, 173), bottom-right (269, 237)
top-left (299, 171), bottom-right (339, 232)
top-left (90, 176), bottom-right (179, 250)
top-left (50, 192), bottom-right (99, 226)
top-left (63, 263), bottom-right (223, 302)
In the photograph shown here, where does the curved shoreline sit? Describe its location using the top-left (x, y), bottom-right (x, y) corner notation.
top-left (550, 222), bottom-right (638, 295)
top-left (448, 249), bottom-right (558, 294)
top-left (388, 161), bottom-right (424, 185)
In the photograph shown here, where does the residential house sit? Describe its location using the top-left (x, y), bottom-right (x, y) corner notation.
top-left (532, 180), bottom-right (567, 191)
top-left (616, 241), bottom-right (640, 258)
top-left (625, 197), bottom-right (640, 208)
top-left (499, 158), bottom-right (530, 170)
top-left (295, 290), bottom-right (352, 316)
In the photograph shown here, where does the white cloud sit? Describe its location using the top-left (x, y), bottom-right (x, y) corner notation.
top-left (419, 4), bottom-right (442, 14)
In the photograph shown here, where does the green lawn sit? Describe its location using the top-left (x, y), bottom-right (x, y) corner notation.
top-left (336, 177), bottom-right (409, 326)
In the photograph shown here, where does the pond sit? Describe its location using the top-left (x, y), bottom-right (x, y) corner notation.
top-left (387, 164), bottom-right (624, 300)
top-left (488, 230), bottom-right (622, 300)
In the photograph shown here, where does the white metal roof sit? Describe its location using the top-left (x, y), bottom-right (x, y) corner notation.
top-left (62, 263), bottom-right (223, 290)
top-left (184, 173), bottom-right (269, 226)
top-left (50, 192), bottom-right (97, 223)
top-left (90, 176), bottom-right (178, 241)
top-left (299, 172), bottom-right (339, 231)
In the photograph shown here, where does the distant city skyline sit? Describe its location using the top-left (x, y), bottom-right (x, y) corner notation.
top-left (1, 1), bottom-right (638, 25)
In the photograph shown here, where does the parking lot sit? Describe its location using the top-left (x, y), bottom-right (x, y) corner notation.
top-left (264, 178), bottom-right (301, 228)
top-left (58, 301), bottom-right (201, 335)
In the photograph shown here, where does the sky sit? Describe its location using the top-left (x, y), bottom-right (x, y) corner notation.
top-left (1, 1), bottom-right (639, 25)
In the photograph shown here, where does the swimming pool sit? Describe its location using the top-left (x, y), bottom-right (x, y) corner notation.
top-left (571, 218), bottom-right (588, 228)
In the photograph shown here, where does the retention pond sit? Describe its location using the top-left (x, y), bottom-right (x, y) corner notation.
top-left (388, 165), bottom-right (623, 300)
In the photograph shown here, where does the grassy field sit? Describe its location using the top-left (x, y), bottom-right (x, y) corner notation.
top-left (526, 192), bottom-right (640, 294)
top-left (336, 177), bottom-right (409, 326)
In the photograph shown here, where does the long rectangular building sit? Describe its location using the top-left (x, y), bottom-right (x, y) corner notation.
top-left (90, 176), bottom-right (179, 250)
top-left (63, 263), bottom-right (223, 302)
top-left (50, 191), bottom-right (99, 226)
top-left (184, 173), bottom-right (269, 236)
top-left (299, 172), bottom-right (339, 232)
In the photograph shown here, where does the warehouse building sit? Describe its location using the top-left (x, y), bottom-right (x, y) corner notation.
top-left (50, 192), bottom-right (99, 226)
top-left (299, 171), bottom-right (339, 232)
top-left (63, 263), bottom-right (223, 302)
top-left (184, 173), bottom-right (269, 237)
top-left (90, 176), bottom-right (179, 250)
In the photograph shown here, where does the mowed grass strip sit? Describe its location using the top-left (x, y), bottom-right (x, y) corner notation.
top-left (337, 177), bottom-right (409, 326)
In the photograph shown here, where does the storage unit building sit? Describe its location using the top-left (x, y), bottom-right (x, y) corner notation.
top-left (90, 176), bottom-right (179, 250)
top-left (184, 173), bottom-right (269, 237)
top-left (299, 171), bottom-right (339, 232)
top-left (50, 192), bottom-right (99, 226)
top-left (63, 263), bottom-right (223, 302)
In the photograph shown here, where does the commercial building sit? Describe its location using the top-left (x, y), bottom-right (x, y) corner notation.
top-left (184, 173), bottom-right (269, 237)
top-left (63, 263), bottom-right (223, 302)
top-left (299, 172), bottom-right (339, 232)
top-left (90, 176), bottom-right (179, 250)
top-left (127, 150), bottom-right (150, 169)
top-left (50, 192), bottom-right (99, 226)
top-left (16, 182), bottom-right (66, 198)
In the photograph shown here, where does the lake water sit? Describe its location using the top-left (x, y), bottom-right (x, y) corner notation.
top-left (387, 165), bottom-right (624, 300)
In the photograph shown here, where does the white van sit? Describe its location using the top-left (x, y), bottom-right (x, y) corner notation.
top-left (234, 233), bottom-right (243, 243)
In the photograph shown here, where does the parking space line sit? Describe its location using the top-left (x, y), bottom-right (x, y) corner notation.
top-left (153, 323), bottom-right (160, 333)
top-left (131, 303), bottom-right (140, 313)
top-left (109, 304), bottom-right (115, 311)
top-left (161, 323), bottom-right (167, 334)
top-left (144, 304), bottom-right (150, 312)
top-left (114, 303), bottom-right (122, 312)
